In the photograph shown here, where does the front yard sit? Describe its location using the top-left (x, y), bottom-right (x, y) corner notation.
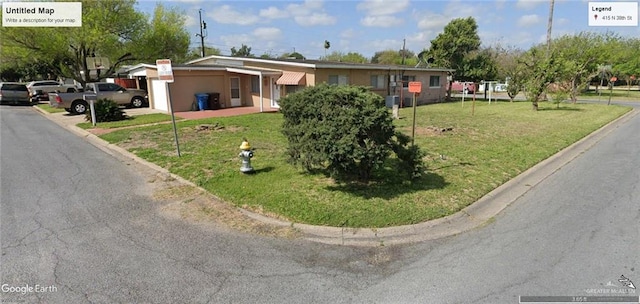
top-left (100, 101), bottom-right (631, 228)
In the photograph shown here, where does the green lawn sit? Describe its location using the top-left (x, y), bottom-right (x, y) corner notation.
top-left (77, 113), bottom-right (177, 129)
top-left (579, 88), bottom-right (640, 101)
top-left (36, 104), bottom-right (66, 113)
top-left (100, 101), bottom-right (631, 228)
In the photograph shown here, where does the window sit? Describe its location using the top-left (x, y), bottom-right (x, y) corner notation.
top-left (251, 75), bottom-right (260, 93)
top-left (370, 75), bottom-right (385, 89)
top-left (285, 85), bottom-right (302, 94)
top-left (328, 75), bottom-right (348, 85)
top-left (429, 75), bottom-right (441, 88)
top-left (402, 75), bottom-right (415, 87)
top-left (97, 83), bottom-right (124, 92)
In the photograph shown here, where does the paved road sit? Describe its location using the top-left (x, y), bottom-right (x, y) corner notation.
top-left (1, 104), bottom-right (638, 303)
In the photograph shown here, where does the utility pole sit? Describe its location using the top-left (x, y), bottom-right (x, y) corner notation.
top-left (546, 0), bottom-right (554, 53)
top-left (401, 38), bottom-right (406, 65)
top-left (196, 9), bottom-right (207, 58)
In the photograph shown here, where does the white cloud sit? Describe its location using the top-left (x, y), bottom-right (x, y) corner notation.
top-left (259, 6), bottom-right (289, 19)
top-left (341, 29), bottom-right (357, 39)
top-left (361, 15), bottom-right (404, 27)
top-left (184, 14), bottom-right (197, 27)
top-left (417, 14), bottom-right (452, 31)
top-left (287, 0), bottom-right (324, 16)
top-left (219, 34), bottom-right (253, 50)
top-left (518, 14), bottom-right (541, 27)
top-left (295, 13), bottom-right (337, 26)
top-left (208, 5), bottom-right (259, 25)
top-left (495, 0), bottom-right (507, 9)
top-left (252, 27), bottom-right (283, 41)
top-left (356, 0), bottom-right (410, 16)
top-left (516, 0), bottom-right (544, 10)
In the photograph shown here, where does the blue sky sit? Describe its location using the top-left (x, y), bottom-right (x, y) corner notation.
top-left (135, 0), bottom-right (639, 59)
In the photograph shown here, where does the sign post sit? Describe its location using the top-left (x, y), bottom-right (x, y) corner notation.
top-left (156, 59), bottom-right (181, 157)
top-left (84, 94), bottom-right (97, 126)
top-left (408, 81), bottom-right (422, 146)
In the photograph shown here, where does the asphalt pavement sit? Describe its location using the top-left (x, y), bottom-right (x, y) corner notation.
top-left (1, 102), bottom-right (639, 303)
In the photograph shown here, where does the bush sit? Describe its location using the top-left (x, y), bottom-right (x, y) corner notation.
top-left (279, 83), bottom-right (424, 182)
top-left (85, 98), bottom-right (127, 122)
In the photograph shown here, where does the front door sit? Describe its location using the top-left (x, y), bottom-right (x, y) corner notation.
top-left (230, 77), bottom-right (241, 107)
top-left (271, 78), bottom-right (280, 108)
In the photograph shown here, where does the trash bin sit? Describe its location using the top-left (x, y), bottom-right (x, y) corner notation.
top-left (194, 93), bottom-right (209, 111)
top-left (207, 92), bottom-right (220, 110)
top-left (385, 95), bottom-right (399, 108)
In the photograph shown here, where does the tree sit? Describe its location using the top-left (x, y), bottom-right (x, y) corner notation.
top-left (551, 32), bottom-right (608, 103)
top-left (279, 84), bottom-right (425, 181)
top-left (370, 49), bottom-right (418, 66)
top-left (489, 45), bottom-right (525, 101)
top-left (613, 38), bottom-right (640, 93)
top-left (230, 44), bottom-right (254, 57)
top-left (0, 0), bottom-right (191, 86)
top-left (279, 52), bottom-right (306, 60)
top-left (136, 3), bottom-right (191, 63)
top-left (462, 48), bottom-right (498, 83)
top-left (184, 46), bottom-right (221, 62)
top-left (520, 46), bottom-right (558, 110)
top-left (428, 17), bottom-right (481, 98)
top-left (320, 51), bottom-right (368, 63)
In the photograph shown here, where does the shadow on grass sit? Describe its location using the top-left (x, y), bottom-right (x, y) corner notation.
top-left (538, 106), bottom-right (585, 112)
top-left (246, 166), bottom-right (275, 174)
top-left (319, 159), bottom-right (449, 199)
top-left (326, 171), bottom-right (447, 200)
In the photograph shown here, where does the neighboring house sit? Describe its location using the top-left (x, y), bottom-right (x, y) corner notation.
top-left (125, 55), bottom-right (453, 113)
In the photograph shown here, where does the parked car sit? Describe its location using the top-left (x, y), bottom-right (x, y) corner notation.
top-left (0, 82), bottom-right (31, 105)
top-left (26, 80), bottom-right (79, 97)
top-left (30, 90), bottom-right (50, 103)
top-left (50, 82), bottom-right (148, 114)
top-left (448, 81), bottom-right (476, 93)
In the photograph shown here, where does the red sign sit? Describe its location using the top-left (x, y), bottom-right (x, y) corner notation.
top-left (610, 76), bottom-right (617, 82)
top-left (408, 81), bottom-right (422, 93)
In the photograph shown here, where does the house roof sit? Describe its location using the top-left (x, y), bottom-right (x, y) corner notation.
top-left (186, 55), bottom-right (454, 73)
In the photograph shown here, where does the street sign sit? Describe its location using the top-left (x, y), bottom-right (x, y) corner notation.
top-left (156, 59), bottom-right (174, 83)
top-left (408, 81), bottom-right (422, 93)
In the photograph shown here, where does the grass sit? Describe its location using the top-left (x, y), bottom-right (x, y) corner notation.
top-left (578, 88), bottom-right (640, 101)
top-left (76, 113), bottom-right (178, 129)
top-left (36, 104), bottom-right (66, 113)
top-left (100, 101), bottom-right (632, 228)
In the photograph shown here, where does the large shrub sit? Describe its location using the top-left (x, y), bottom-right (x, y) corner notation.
top-left (279, 83), bottom-right (424, 181)
top-left (85, 98), bottom-right (127, 122)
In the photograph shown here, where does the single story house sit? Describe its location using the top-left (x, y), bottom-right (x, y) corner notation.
top-left (126, 55), bottom-right (453, 113)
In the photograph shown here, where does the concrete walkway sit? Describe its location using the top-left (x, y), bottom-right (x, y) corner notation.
top-left (174, 106), bottom-right (278, 119)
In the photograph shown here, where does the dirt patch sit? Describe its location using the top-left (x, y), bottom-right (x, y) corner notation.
top-left (404, 126), bottom-right (454, 136)
top-left (88, 128), bottom-right (114, 136)
top-left (154, 183), bottom-right (300, 238)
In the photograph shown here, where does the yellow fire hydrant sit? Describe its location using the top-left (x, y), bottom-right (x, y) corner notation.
top-left (238, 138), bottom-right (254, 173)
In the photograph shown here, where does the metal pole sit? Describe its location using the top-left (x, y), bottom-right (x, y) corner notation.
top-left (166, 82), bottom-right (181, 157)
top-left (199, 9), bottom-right (205, 58)
top-left (411, 92), bottom-right (417, 146)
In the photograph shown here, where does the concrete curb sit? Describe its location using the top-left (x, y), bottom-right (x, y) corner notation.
top-left (33, 105), bottom-right (639, 247)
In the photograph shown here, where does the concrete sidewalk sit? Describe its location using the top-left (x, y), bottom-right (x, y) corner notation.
top-left (32, 103), bottom-right (640, 246)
